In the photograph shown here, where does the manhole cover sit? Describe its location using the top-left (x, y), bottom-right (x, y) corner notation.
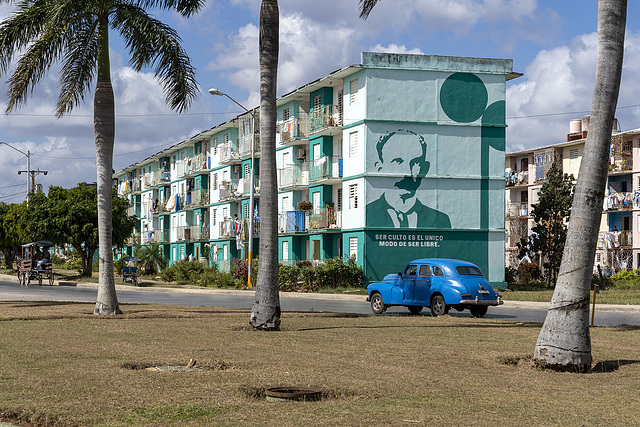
top-left (265, 387), bottom-right (322, 402)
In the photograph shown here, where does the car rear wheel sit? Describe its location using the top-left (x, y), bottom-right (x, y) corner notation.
top-left (370, 293), bottom-right (386, 315)
top-left (469, 306), bottom-right (488, 318)
top-left (430, 295), bottom-right (448, 317)
top-left (408, 306), bottom-right (423, 315)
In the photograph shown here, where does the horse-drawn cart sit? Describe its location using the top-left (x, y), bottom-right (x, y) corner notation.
top-left (18, 240), bottom-right (55, 286)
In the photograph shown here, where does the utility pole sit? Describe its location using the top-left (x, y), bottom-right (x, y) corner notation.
top-left (18, 168), bottom-right (48, 194)
top-left (0, 142), bottom-right (32, 198)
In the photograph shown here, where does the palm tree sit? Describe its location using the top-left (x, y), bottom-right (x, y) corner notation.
top-left (0, 0), bottom-right (202, 315)
top-left (135, 244), bottom-right (167, 275)
top-left (534, 0), bottom-right (627, 370)
top-left (249, 0), bottom-right (281, 330)
top-left (358, 0), bottom-right (380, 19)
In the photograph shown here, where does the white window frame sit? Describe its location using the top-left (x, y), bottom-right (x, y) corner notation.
top-left (349, 131), bottom-right (358, 157)
top-left (349, 237), bottom-right (358, 261)
top-left (350, 79), bottom-right (358, 105)
top-left (349, 184), bottom-right (358, 209)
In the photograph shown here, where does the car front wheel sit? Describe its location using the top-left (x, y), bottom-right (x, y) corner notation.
top-left (430, 295), bottom-right (448, 317)
top-left (469, 306), bottom-right (488, 318)
top-left (370, 293), bottom-right (386, 315)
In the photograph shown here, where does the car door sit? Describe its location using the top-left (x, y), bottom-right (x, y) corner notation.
top-left (414, 264), bottom-right (431, 304)
top-left (399, 264), bottom-right (418, 303)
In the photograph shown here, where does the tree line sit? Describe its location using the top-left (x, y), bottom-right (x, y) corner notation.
top-left (0, 184), bottom-right (136, 277)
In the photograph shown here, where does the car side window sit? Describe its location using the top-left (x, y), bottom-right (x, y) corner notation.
top-left (418, 265), bottom-right (431, 276)
top-left (405, 265), bottom-right (417, 275)
top-left (432, 266), bottom-right (444, 277)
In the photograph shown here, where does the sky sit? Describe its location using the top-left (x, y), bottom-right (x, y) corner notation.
top-left (1, 0), bottom-right (640, 203)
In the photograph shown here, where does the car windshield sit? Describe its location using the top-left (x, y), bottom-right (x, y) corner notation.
top-left (456, 266), bottom-right (484, 276)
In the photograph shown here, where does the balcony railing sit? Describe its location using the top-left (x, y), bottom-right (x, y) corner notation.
top-left (239, 134), bottom-right (260, 157)
top-left (278, 117), bottom-right (309, 144)
top-left (505, 202), bottom-right (529, 218)
top-left (141, 230), bottom-right (161, 244)
top-left (219, 180), bottom-right (240, 200)
top-left (239, 176), bottom-right (259, 196)
top-left (309, 208), bottom-right (342, 230)
top-left (279, 163), bottom-right (309, 189)
top-left (310, 105), bottom-right (342, 132)
top-left (175, 225), bottom-right (208, 241)
top-left (184, 189), bottom-right (209, 208)
top-left (219, 219), bottom-right (234, 238)
top-left (126, 233), bottom-right (140, 246)
top-left (279, 210), bottom-right (308, 233)
top-left (603, 192), bottom-right (633, 211)
top-left (310, 156), bottom-right (342, 182)
top-left (505, 171), bottom-right (528, 187)
top-left (219, 142), bottom-right (241, 164)
top-left (598, 230), bottom-right (633, 248)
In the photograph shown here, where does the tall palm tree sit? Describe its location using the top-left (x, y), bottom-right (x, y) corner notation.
top-left (534, 0), bottom-right (627, 370)
top-left (0, 0), bottom-right (202, 314)
top-left (135, 244), bottom-right (167, 275)
top-left (358, 0), bottom-right (380, 20)
top-left (249, 0), bottom-right (281, 330)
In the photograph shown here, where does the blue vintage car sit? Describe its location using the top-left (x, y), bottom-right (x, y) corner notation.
top-left (367, 258), bottom-right (503, 317)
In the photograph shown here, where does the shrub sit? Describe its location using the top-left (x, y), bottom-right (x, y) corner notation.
top-left (517, 262), bottom-right (540, 284)
top-left (610, 268), bottom-right (640, 290)
top-left (278, 264), bottom-right (300, 292)
top-left (505, 267), bottom-right (517, 286)
top-left (114, 257), bottom-right (126, 275)
top-left (160, 260), bottom-right (206, 284)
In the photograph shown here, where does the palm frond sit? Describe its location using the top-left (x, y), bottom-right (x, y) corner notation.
top-left (57, 18), bottom-right (100, 117)
top-left (359, 0), bottom-right (381, 20)
top-left (134, 0), bottom-right (205, 17)
top-left (111, 4), bottom-right (198, 113)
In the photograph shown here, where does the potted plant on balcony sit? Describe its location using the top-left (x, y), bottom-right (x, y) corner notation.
top-left (297, 200), bottom-right (312, 212)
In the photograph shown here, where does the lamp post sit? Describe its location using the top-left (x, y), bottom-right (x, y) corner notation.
top-left (209, 88), bottom-right (257, 288)
top-left (0, 141), bottom-right (31, 197)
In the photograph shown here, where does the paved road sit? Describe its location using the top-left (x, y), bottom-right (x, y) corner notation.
top-left (1, 275), bottom-right (640, 326)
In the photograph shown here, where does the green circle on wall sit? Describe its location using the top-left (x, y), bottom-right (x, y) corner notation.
top-left (440, 73), bottom-right (488, 123)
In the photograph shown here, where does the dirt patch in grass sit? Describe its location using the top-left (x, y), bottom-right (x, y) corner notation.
top-left (0, 302), bottom-right (639, 426)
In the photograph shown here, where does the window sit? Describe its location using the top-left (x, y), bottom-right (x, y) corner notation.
top-left (456, 266), bottom-right (484, 276)
top-left (433, 266), bottom-right (444, 277)
top-left (313, 192), bottom-right (321, 212)
top-left (224, 134), bottom-right (229, 144)
top-left (244, 203), bottom-right (249, 219)
top-left (337, 90), bottom-right (343, 122)
top-left (283, 108), bottom-right (290, 121)
top-left (419, 265), bottom-right (431, 276)
top-left (570, 148), bottom-right (579, 166)
top-left (349, 131), bottom-right (358, 157)
top-left (283, 152), bottom-right (290, 167)
top-left (212, 209), bottom-right (216, 225)
top-left (337, 188), bottom-right (342, 211)
top-left (282, 241), bottom-right (289, 261)
top-left (349, 237), bottom-right (358, 261)
top-left (282, 196), bottom-right (289, 212)
top-left (349, 184), bottom-right (358, 209)
top-left (520, 190), bottom-right (528, 203)
top-left (313, 95), bottom-right (322, 113)
top-left (223, 207), bottom-right (228, 219)
top-left (213, 137), bottom-right (218, 155)
top-left (405, 265), bottom-right (417, 275)
top-left (213, 173), bottom-right (218, 190)
top-left (350, 79), bottom-right (358, 104)
top-left (244, 163), bottom-right (250, 178)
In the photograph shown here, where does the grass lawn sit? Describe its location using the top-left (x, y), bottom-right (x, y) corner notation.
top-left (502, 288), bottom-right (640, 305)
top-left (1, 302), bottom-right (639, 426)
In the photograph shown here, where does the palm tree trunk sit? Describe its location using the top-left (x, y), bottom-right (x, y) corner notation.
top-left (533, 0), bottom-right (626, 370)
top-left (250, 0), bottom-right (280, 330)
top-left (93, 17), bottom-right (121, 315)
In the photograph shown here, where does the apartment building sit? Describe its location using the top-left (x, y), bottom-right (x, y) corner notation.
top-left (505, 116), bottom-right (638, 273)
top-left (114, 52), bottom-right (518, 285)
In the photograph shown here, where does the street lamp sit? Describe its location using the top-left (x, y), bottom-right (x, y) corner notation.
top-left (0, 141), bottom-right (31, 197)
top-left (209, 88), bottom-right (257, 288)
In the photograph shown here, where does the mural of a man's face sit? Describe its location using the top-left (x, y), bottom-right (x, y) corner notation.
top-left (375, 130), bottom-right (430, 202)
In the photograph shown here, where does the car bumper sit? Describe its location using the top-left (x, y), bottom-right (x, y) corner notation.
top-left (459, 297), bottom-right (503, 306)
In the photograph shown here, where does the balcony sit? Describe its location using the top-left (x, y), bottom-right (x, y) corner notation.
top-left (126, 233), bottom-right (140, 246)
top-left (239, 134), bottom-right (260, 158)
top-left (239, 176), bottom-right (260, 196)
top-left (175, 225), bottom-right (206, 241)
top-left (141, 230), bottom-right (161, 244)
top-left (309, 208), bottom-right (342, 230)
top-left (310, 105), bottom-right (342, 135)
top-left (279, 210), bottom-right (308, 233)
top-left (183, 189), bottom-right (209, 209)
top-left (603, 192), bottom-right (633, 211)
top-left (219, 142), bottom-right (241, 164)
top-left (310, 156), bottom-right (342, 183)
top-left (609, 138), bottom-right (633, 174)
top-left (278, 117), bottom-right (309, 146)
top-left (219, 219), bottom-right (234, 238)
top-left (505, 202), bottom-right (529, 218)
top-left (598, 230), bottom-right (633, 249)
top-left (219, 180), bottom-right (240, 200)
top-left (505, 171), bottom-right (528, 187)
top-left (279, 163), bottom-right (309, 190)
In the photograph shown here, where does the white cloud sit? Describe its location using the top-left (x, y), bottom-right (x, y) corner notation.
top-left (507, 30), bottom-right (640, 152)
top-left (369, 44), bottom-right (425, 55)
